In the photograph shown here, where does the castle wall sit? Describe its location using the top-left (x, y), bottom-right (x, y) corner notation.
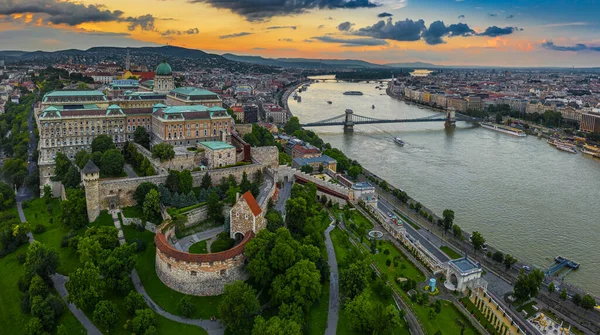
top-left (132, 142), bottom-right (205, 174)
top-left (154, 228), bottom-right (253, 296)
top-left (250, 146), bottom-right (279, 169)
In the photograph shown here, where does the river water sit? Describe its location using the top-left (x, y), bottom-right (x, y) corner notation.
top-left (289, 78), bottom-right (600, 295)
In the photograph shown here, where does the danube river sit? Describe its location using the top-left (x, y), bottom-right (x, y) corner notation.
top-left (289, 79), bottom-right (600, 294)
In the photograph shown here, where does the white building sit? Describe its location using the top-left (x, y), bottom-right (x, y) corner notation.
top-left (444, 255), bottom-right (483, 292)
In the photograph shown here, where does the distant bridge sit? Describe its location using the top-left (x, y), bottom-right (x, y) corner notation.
top-left (301, 109), bottom-right (479, 132)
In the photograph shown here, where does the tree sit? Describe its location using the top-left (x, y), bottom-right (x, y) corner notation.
top-left (100, 149), bottom-right (124, 177)
top-left (348, 165), bottom-right (362, 179)
top-left (124, 291), bottom-right (146, 316)
top-left (252, 316), bottom-right (302, 335)
top-left (62, 166), bottom-right (81, 189)
top-left (300, 164), bottom-right (313, 174)
top-left (24, 318), bottom-right (45, 335)
top-left (29, 274), bottom-right (49, 298)
top-left (152, 143), bottom-right (175, 162)
top-left (143, 189), bottom-right (161, 224)
top-left (91, 135), bottom-right (115, 153)
top-left (492, 251), bottom-right (504, 262)
top-left (24, 242), bottom-right (59, 282)
top-left (98, 243), bottom-right (137, 292)
top-left (284, 116), bottom-right (301, 135)
top-left (93, 300), bottom-right (117, 331)
top-left (504, 254), bottom-right (517, 270)
top-left (132, 309), bottom-right (156, 334)
top-left (74, 150), bottom-right (90, 169)
top-left (265, 210), bottom-right (284, 232)
top-left (133, 127), bottom-right (151, 149)
top-left (271, 259), bottom-right (321, 312)
top-left (207, 190), bottom-right (223, 223)
top-left (31, 295), bottom-right (55, 330)
top-left (178, 296), bottom-right (196, 318)
top-left (496, 113), bottom-right (503, 124)
top-left (548, 282), bottom-right (556, 294)
top-left (512, 269), bottom-right (544, 301)
top-left (134, 182), bottom-right (159, 206)
top-left (0, 181), bottom-right (16, 210)
top-left (560, 288), bottom-right (567, 300)
top-left (66, 262), bottom-right (104, 310)
top-left (471, 231), bottom-right (486, 252)
top-left (581, 294), bottom-right (596, 311)
top-left (165, 170), bottom-right (181, 193)
top-left (572, 293), bottom-right (582, 306)
top-left (240, 171), bottom-right (251, 194)
top-left (218, 281), bottom-right (260, 335)
top-left (225, 185), bottom-right (240, 205)
top-left (442, 209), bottom-right (454, 234)
top-left (340, 260), bottom-right (370, 299)
top-left (61, 189), bottom-right (88, 229)
top-left (452, 224), bottom-right (462, 239)
top-left (200, 173), bottom-right (212, 189)
top-left (179, 170), bottom-right (193, 194)
top-left (53, 153), bottom-right (71, 180)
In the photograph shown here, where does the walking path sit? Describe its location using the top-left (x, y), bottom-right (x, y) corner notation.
top-left (323, 223), bottom-right (339, 335)
top-left (173, 226), bottom-right (224, 252)
top-left (110, 210), bottom-right (225, 335)
top-left (18, 202), bottom-right (103, 335)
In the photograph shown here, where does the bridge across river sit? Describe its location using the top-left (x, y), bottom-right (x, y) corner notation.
top-left (301, 108), bottom-right (479, 132)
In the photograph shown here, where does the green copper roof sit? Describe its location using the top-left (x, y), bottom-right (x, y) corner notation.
top-left (156, 61), bottom-right (172, 76)
top-left (170, 87), bottom-right (218, 97)
top-left (200, 141), bottom-right (234, 150)
top-left (45, 90), bottom-right (105, 97)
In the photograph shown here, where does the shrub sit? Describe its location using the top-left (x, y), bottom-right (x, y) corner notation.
top-left (130, 239), bottom-right (147, 252)
top-left (385, 259), bottom-right (391, 267)
top-left (124, 291), bottom-right (146, 316)
top-left (16, 253), bottom-right (26, 264)
top-left (33, 224), bottom-right (46, 234)
top-left (178, 296), bottom-right (196, 318)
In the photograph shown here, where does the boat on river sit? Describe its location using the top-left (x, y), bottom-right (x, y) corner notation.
top-left (556, 144), bottom-right (577, 154)
top-left (393, 137), bottom-right (405, 146)
top-left (582, 144), bottom-right (600, 158)
top-left (343, 91), bottom-right (363, 96)
top-left (480, 122), bottom-right (526, 137)
top-left (327, 101), bottom-right (332, 104)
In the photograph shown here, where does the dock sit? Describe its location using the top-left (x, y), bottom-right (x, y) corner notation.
top-left (544, 255), bottom-right (580, 277)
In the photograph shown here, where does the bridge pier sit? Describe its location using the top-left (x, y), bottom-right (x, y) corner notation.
top-left (344, 109), bottom-right (354, 133)
top-left (445, 108), bottom-right (456, 127)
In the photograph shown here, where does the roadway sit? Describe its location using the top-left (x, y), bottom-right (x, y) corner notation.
top-left (16, 103), bottom-right (38, 202)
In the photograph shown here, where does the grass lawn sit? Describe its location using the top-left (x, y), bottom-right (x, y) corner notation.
top-left (461, 297), bottom-right (497, 334)
top-left (122, 225), bottom-right (222, 319)
top-left (330, 227), bottom-right (352, 267)
top-left (122, 206), bottom-right (144, 219)
top-left (307, 280), bottom-right (329, 335)
top-left (188, 240), bottom-right (208, 254)
top-left (412, 300), bottom-right (479, 335)
top-left (372, 240), bottom-right (425, 283)
top-left (0, 245), bottom-right (85, 335)
top-left (441, 246), bottom-right (461, 259)
top-left (91, 210), bottom-right (116, 227)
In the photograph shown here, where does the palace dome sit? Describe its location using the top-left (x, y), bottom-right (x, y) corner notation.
top-left (155, 61), bottom-right (172, 76)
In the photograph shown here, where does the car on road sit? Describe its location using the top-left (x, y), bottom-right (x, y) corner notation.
top-left (387, 212), bottom-right (392, 217)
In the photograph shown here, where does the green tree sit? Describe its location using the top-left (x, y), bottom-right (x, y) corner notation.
top-left (53, 153), bottom-right (71, 180)
top-left (581, 294), bottom-right (596, 311)
top-left (548, 282), bottom-right (556, 294)
top-left (284, 116), bottom-right (301, 135)
top-left (93, 300), bottom-right (118, 331)
top-left (66, 262), bottom-right (104, 310)
top-left (225, 185), bottom-right (240, 205)
top-left (124, 291), bottom-right (146, 316)
top-left (207, 190), bottom-right (223, 223)
top-left (165, 170), bottom-right (181, 193)
top-left (178, 296), bottom-right (196, 318)
top-left (61, 189), bottom-right (88, 229)
top-left (513, 269), bottom-right (544, 301)
top-left (452, 224), bottom-right (462, 239)
top-left (133, 127), bottom-right (151, 149)
top-left (300, 164), bottom-right (313, 174)
top-left (573, 293), bottom-right (582, 306)
top-left (471, 231), bottom-right (486, 252)
top-left (200, 173), bottom-right (212, 189)
top-left (43, 185), bottom-right (52, 203)
top-left (91, 135), bottom-right (115, 153)
top-left (348, 165), bottom-right (362, 179)
top-left (0, 181), bottom-right (16, 210)
top-left (100, 149), bottom-right (124, 177)
top-left (24, 242), bottom-right (59, 282)
top-left (152, 143), bottom-right (175, 162)
top-left (143, 189), bottom-right (161, 223)
top-left (99, 243), bottom-right (137, 292)
top-left (496, 113), bottom-right (503, 124)
top-left (179, 170), bottom-right (193, 194)
top-left (504, 254), bottom-right (517, 269)
top-left (24, 317), bottom-right (45, 335)
top-left (218, 281), bottom-right (260, 335)
top-left (252, 316), bottom-right (302, 335)
top-left (271, 259), bottom-right (321, 312)
top-left (62, 165), bottom-right (81, 189)
top-left (74, 150), bottom-right (91, 169)
top-left (265, 210), bottom-right (284, 232)
top-left (340, 260), bottom-right (371, 299)
top-left (132, 309), bottom-right (156, 334)
top-left (134, 182), bottom-right (159, 206)
top-left (442, 209), bottom-right (454, 235)
top-left (240, 171), bottom-right (252, 194)
top-left (560, 288), bottom-right (567, 300)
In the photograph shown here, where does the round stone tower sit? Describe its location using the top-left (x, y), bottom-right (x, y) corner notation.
top-left (154, 60), bottom-right (174, 94)
top-left (81, 160), bottom-right (100, 222)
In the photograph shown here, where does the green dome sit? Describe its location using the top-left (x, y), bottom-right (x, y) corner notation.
top-left (156, 61), bottom-right (172, 76)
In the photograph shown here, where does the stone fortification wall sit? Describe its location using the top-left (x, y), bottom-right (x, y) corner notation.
top-left (132, 142), bottom-right (205, 174)
top-left (277, 165), bottom-right (352, 201)
top-left (155, 227), bottom-right (253, 296)
top-left (250, 146), bottom-right (279, 169)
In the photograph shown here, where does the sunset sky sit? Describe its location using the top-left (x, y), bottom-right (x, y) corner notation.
top-left (0, 0), bottom-right (599, 67)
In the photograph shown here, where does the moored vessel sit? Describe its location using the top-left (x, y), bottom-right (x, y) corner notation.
top-left (480, 122), bottom-right (526, 137)
top-left (582, 144), bottom-right (600, 158)
top-left (556, 144), bottom-right (577, 154)
top-left (393, 137), bottom-right (405, 146)
top-left (343, 91), bottom-right (363, 96)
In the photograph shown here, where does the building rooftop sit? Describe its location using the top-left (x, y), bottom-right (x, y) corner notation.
top-left (242, 191), bottom-right (262, 216)
top-left (200, 141), bottom-right (235, 150)
top-left (352, 182), bottom-right (374, 190)
top-left (169, 87), bottom-right (220, 100)
top-left (293, 154), bottom-right (336, 166)
top-left (450, 256), bottom-right (481, 274)
top-left (43, 90), bottom-right (107, 102)
top-left (82, 160), bottom-right (100, 174)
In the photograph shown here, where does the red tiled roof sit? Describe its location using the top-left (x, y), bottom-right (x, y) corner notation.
top-left (123, 108), bottom-right (153, 115)
top-left (242, 191), bottom-right (262, 216)
top-left (131, 72), bottom-right (155, 80)
top-left (155, 230), bottom-right (254, 262)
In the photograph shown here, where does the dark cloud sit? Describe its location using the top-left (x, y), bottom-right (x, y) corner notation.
top-left (0, 0), bottom-right (156, 30)
top-left (278, 38), bottom-right (293, 42)
top-left (422, 21), bottom-right (475, 45)
top-left (488, 13), bottom-right (497, 17)
top-left (219, 32), bottom-right (252, 39)
top-left (542, 41), bottom-right (600, 52)
top-left (253, 47), bottom-right (267, 50)
top-left (337, 21), bottom-right (355, 31)
top-left (477, 26), bottom-right (518, 37)
top-left (267, 25), bottom-right (297, 30)
top-left (318, 24), bottom-right (325, 29)
top-left (304, 39), bottom-right (315, 42)
top-left (354, 18), bottom-right (425, 41)
top-left (161, 28), bottom-right (200, 36)
top-left (189, 0), bottom-right (378, 22)
top-left (458, 14), bottom-right (465, 19)
top-left (313, 35), bottom-right (389, 46)
top-left (506, 15), bottom-right (514, 19)
top-left (378, 12), bottom-right (393, 18)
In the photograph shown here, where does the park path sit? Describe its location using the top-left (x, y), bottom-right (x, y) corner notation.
top-left (173, 226), bottom-right (224, 252)
top-left (18, 202), bottom-right (103, 335)
top-left (323, 222), bottom-right (339, 335)
top-left (112, 211), bottom-right (226, 335)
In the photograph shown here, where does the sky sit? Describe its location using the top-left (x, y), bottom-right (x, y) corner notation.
top-left (0, 0), bottom-right (599, 67)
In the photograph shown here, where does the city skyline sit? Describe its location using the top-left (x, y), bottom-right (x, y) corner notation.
top-left (0, 0), bottom-right (599, 67)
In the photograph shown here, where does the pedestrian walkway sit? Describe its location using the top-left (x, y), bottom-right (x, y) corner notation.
top-left (324, 222), bottom-right (339, 335)
top-left (18, 202), bottom-right (102, 335)
top-left (173, 226), bottom-right (224, 252)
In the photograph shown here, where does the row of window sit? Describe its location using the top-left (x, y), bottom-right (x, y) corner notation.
top-left (166, 127), bottom-right (229, 140)
top-left (43, 120), bottom-right (124, 127)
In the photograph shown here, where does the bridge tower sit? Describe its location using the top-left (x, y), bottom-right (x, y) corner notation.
top-left (343, 109), bottom-right (354, 133)
top-left (445, 107), bottom-right (456, 127)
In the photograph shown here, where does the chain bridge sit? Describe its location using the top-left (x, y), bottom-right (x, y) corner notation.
top-left (301, 109), bottom-right (479, 132)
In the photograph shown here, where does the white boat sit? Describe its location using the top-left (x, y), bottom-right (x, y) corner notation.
top-left (393, 137), bottom-right (405, 146)
top-left (556, 144), bottom-right (577, 154)
top-left (480, 122), bottom-right (526, 137)
top-left (582, 145), bottom-right (600, 158)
